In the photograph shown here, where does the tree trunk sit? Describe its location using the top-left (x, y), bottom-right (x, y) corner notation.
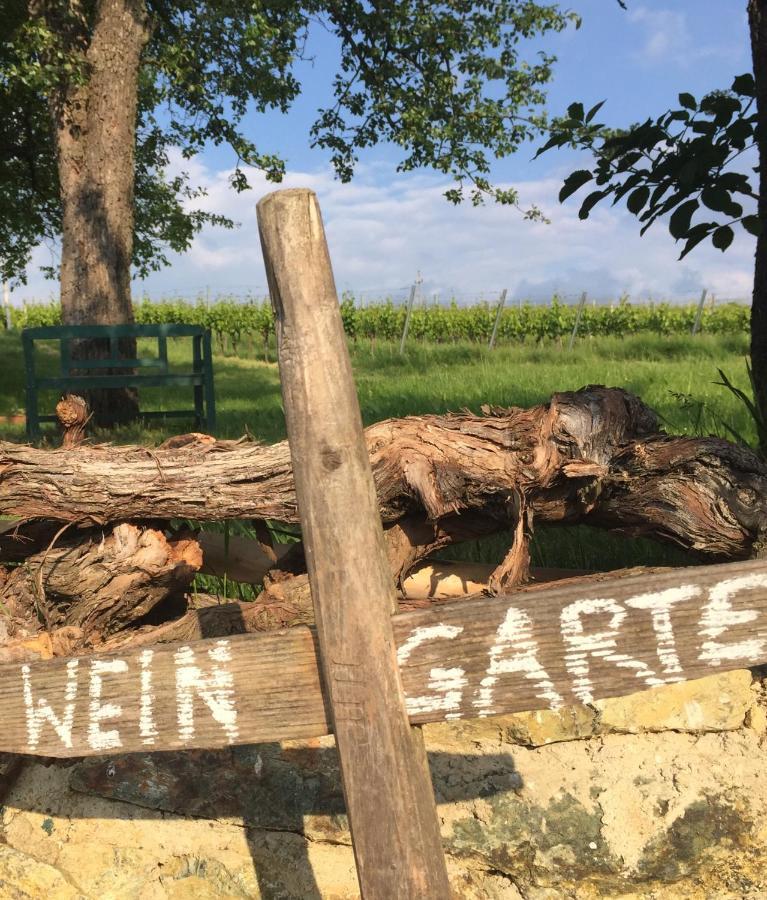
top-left (749, 0), bottom-right (767, 454)
top-left (1, 387), bottom-right (766, 560)
top-left (45, 0), bottom-right (149, 425)
top-left (1, 523), bottom-right (201, 641)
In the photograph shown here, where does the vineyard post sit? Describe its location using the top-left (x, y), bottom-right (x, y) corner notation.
top-left (399, 273), bottom-right (420, 354)
top-left (567, 291), bottom-right (587, 351)
top-left (691, 288), bottom-right (708, 335)
top-left (257, 190), bottom-right (450, 898)
top-left (488, 287), bottom-right (508, 350)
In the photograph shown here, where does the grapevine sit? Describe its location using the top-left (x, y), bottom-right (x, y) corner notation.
top-left (7, 296), bottom-right (749, 347)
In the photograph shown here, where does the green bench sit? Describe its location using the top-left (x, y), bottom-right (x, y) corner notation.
top-left (22, 323), bottom-right (216, 441)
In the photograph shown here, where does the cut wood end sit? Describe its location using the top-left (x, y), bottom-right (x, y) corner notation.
top-left (56, 394), bottom-right (90, 449)
top-left (168, 536), bottom-right (204, 572)
top-left (257, 187), bottom-right (317, 213)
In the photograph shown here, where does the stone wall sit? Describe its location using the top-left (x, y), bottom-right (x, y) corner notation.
top-left (0, 670), bottom-right (765, 898)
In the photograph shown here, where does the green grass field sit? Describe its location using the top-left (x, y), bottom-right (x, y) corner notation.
top-left (0, 329), bottom-right (755, 575)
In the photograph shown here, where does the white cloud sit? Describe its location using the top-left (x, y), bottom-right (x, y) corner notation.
top-left (11, 154), bottom-right (755, 306)
top-left (628, 7), bottom-right (690, 62)
top-left (627, 6), bottom-right (741, 68)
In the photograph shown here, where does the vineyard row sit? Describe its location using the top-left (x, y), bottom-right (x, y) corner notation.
top-left (7, 296), bottom-right (750, 347)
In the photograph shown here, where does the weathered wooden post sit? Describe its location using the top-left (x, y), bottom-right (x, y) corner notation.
top-left (691, 288), bottom-right (708, 335)
top-left (567, 291), bottom-right (587, 351)
top-left (399, 273), bottom-right (420, 354)
top-left (488, 287), bottom-right (508, 350)
top-left (256, 189), bottom-right (451, 898)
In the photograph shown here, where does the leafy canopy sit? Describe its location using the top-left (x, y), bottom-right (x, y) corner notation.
top-left (537, 73), bottom-right (759, 258)
top-left (0, 0), bottom-right (579, 283)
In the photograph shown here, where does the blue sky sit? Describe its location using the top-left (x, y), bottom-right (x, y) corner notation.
top-left (19, 0), bottom-right (755, 304)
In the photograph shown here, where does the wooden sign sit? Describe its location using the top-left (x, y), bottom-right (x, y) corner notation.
top-left (3, 557), bottom-right (767, 758)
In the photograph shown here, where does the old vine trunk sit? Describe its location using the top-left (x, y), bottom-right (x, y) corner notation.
top-left (1, 386), bottom-right (765, 561)
top-left (1, 386), bottom-right (766, 655)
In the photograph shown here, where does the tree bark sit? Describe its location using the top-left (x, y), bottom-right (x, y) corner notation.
top-left (749, 0), bottom-right (767, 454)
top-left (1, 523), bottom-right (201, 640)
top-left (1, 387), bottom-right (765, 561)
top-left (42, 0), bottom-right (149, 425)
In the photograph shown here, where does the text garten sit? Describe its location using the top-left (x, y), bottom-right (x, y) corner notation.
top-left (7, 563), bottom-right (767, 757)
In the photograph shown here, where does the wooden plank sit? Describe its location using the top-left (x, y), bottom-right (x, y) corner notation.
top-left (23, 324), bottom-right (207, 340)
top-left (35, 373), bottom-right (205, 390)
top-left (257, 188), bottom-right (450, 898)
top-left (2, 557), bottom-right (767, 758)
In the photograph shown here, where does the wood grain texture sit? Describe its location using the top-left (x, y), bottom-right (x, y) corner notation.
top-left (1, 524), bottom-right (201, 638)
top-left (2, 389), bottom-right (766, 567)
top-left (56, 394), bottom-right (90, 448)
top-left (2, 557), bottom-right (767, 759)
top-left (257, 188), bottom-right (450, 898)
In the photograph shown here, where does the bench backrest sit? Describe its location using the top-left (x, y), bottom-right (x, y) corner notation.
top-left (22, 324), bottom-right (207, 376)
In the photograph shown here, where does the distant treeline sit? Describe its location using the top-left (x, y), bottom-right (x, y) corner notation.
top-left (8, 295), bottom-right (749, 350)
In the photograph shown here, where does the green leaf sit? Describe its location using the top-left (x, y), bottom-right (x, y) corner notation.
top-left (712, 225), bottom-right (734, 251)
top-left (727, 118), bottom-right (754, 147)
top-left (578, 190), bottom-right (606, 219)
top-left (701, 186), bottom-right (742, 218)
top-left (533, 133), bottom-right (568, 159)
top-left (715, 367), bottom-right (760, 423)
top-left (732, 73), bottom-right (756, 97)
top-left (678, 222), bottom-right (712, 259)
top-left (612, 172), bottom-right (643, 201)
top-left (626, 185), bottom-right (650, 215)
top-left (567, 102), bottom-right (585, 122)
top-left (678, 159), bottom-right (700, 188)
top-left (742, 215), bottom-right (763, 237)
top-left (678, 92), bottom-right (697, 110)
top-left (669, 199), bottom-right (699, 239)
top-left (585, 100), bottom-right (605, 123)
top-left (559, 169), bottom-right (593, 202)
top-left (615, 150), bottom-right (643, 173)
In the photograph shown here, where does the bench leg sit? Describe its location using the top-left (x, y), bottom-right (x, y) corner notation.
top-left (25, 395), bottom-right (40, 443)
top-left (22, 334), bottom-right (40, 443)
top-left (203, 331), bottom-right (216, 434)
top-left (193, 384), bottom-right (204, 429)
top-left (192, 335), bottom-right (204, 429)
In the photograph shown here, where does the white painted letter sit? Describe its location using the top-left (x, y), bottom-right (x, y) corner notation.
top-left (139, 650), bottom-right (159, 746)
top-left (175, 641), bottom-right (239, 743)
top-left (22, 659), bottom-right (79, 751)
top-left (88, 659), bottom-right (128, 751)
top-left (475, 605), bottom-right (564, 717)
top-left (626, 584), bottom-right (701, 680)
top-left (561, 597), bottom-right (660, 704)
top-left (398, 625), bottom-right (465, 718)
top-left (699, 573), bottom-right (767, 666)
